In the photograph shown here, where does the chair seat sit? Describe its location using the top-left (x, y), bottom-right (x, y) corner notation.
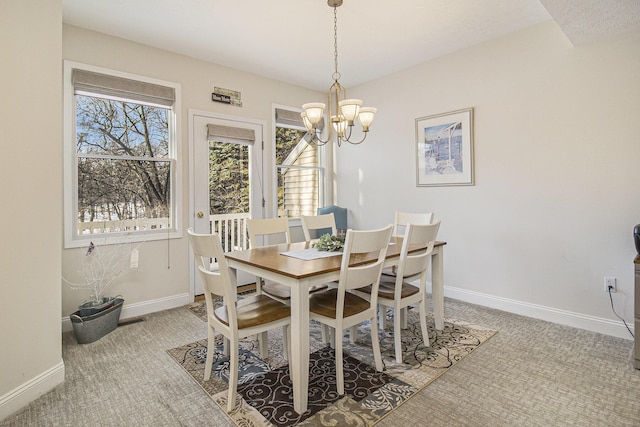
top-left (262, 281), bottom-right (329, 300)
top-left (359, 278), bottom-right (420, 300)
top-left (309, 288), bottom-right (370, 319)
top-left (381, 266), bottom-right (397, 277)
top-left (214, 294), bottom-right (290, 329)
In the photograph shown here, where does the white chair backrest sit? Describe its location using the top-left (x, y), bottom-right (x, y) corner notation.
top-left (247, 217), bottom-right (290, 248)
top-left (186, 228), bottom-right (235, 304)
top-left (393, 211), bottom-right (434, 237)
top-left (301, 213), bottom-right (337, 241)
top-left (396, 221), bottom-right (440, 283)
top-left (338, 225), bottom-right (393, 297)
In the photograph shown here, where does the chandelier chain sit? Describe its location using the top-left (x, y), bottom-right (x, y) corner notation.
top-left (333, 6), bottom-right (340, 82)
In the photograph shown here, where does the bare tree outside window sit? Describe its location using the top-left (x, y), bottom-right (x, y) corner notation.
top-left (76, 95), bottom-right (172, 234)
top-left (208, 141), bottom-right (249, 215)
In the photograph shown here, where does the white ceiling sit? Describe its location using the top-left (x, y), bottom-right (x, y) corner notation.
top-left (62, 0), bottom-right (640, 92)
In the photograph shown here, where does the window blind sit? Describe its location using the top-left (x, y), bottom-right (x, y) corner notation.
top-left (275, 107), bottom-right (324, 131)
top-left (275, 108), bottom-right (304, 128)
top-left (207, 124), bottom-right (255, 146)
top-left (72, 69), bottom-right (175, 107)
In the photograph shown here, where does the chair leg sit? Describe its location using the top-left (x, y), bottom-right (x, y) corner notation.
top-left (401, 307), bottom-right (408, 329)
top-left (370, 316), bottom-right (384, 372)
top-left (393, 306), bottom-right (403, 364)
top-left (282, 325), bottom-right (290, 361)
top-left (321, 324), bottom-right (329, 344)
top-left (223, 337), bottom-right (230, 357)
top-left (258, 331), bottom-right (269, 359)
top-left (349, 325), bottom-right (358, 344)
top-left (227, 341), bottom-right (239, 412)
top-left (335, 329), bottom-right (345, 396)
top-left (204, 326), bottom-right (216, 381)
top-left (379, 305), bottom-right (388, 330)
top-left (322, 324), bottom-right (335, 348)
top-left (419, 299), bottom-right (430, 348)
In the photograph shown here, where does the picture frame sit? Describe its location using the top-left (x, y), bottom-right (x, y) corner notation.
top-left (415, 108), bottom-right (474, 186)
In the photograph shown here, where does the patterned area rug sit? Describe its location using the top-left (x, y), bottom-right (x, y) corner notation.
top-left (169, 299), bottom-right (495, 426)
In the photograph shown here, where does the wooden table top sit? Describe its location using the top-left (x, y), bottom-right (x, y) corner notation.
top-left (224, 237), bottom-right (446, 280)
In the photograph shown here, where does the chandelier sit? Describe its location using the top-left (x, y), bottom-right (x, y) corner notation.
top-left (301, 0), bottom-right (377, 146)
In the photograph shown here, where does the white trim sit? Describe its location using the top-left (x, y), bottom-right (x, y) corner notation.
top-left (61, 293), bottom-right (190, 333)
top-left (63, 60), bottom-right (183, 249)
top-left (188, 109), bottom-right (267, 297)
top-left (440, 285), bottom-right (634, 340)
top-left (0, 361), bottom-right (65, 421)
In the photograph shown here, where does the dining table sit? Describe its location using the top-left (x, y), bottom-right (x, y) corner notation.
top-left (224, 236), bottom-right (447, 414)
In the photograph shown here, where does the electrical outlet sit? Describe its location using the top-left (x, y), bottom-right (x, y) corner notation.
top-left (604, 276), bottom-right (617, 293)
top-left (130, 249), bottom-right (139, 269)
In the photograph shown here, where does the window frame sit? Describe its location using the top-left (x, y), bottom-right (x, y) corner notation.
top-left (272, 105), bottom-right (326, 219)
top-left (63, 61), bottom-right (182, 248)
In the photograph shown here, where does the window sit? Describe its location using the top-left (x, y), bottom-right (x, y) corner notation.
top-left (275, 108), bottom-right (324, 218)
top-left (64, 62), bottom-right (181, 247)
top-left (206, 123), bottom-right (254, 216)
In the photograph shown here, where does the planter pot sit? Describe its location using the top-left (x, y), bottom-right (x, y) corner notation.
top-left (78, 296), bottom-right (116, 317)
top-left (70, 297), bottom-right (124, 344)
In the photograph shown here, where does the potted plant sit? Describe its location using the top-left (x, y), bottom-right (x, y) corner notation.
top-left (313, 233), bottom-right (345, 252)
top-left (65, 240), bottom-right (140, 343)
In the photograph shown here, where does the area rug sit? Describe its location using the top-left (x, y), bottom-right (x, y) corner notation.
top-left (169, 300), bottom-right (496, 426)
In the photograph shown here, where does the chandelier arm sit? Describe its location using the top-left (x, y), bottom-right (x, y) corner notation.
top-left (344, 131), bottom-right (369, 145)
top-left (310, 139), bottom-right (329, 146)
top-left (341, 124), bottom-right (353, 142)
top-left (308, 123), bottom-right (332, 145)
top-left (308, 133), bottom-right (330, 146)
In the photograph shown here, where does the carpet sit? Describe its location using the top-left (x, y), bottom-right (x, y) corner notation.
top-left (168, 300), bottom-right (495, 426)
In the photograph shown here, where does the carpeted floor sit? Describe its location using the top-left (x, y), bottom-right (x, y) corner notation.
top-left (2, 296), bottom-right (640, 426)
top-left (169, 302), bottom-right (495, 426)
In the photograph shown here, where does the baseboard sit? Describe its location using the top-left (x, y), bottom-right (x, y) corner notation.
top-left (0, 360), bottom-right (65, 421)
top-left (441, 285), bottom-right (634, 340)
top-left (61, 293), bottom-right (191, 333)
top-left (59, 286), bottom-right (633, 339)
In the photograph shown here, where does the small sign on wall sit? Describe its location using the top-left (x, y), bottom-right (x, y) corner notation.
top-left (211, 93), bottom-right (231, 104)
top-left (212, 87), bottom-right (242, 107)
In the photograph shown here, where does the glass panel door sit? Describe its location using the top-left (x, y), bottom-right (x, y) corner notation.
top-left (192, 113), bottom-right (263, 295)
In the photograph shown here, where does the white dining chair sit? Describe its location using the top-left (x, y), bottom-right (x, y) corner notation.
top-left (380, 211), bottom-right (436, 329)
top-left (247, 217), bottom-right (291, 300)
top-left (308, 225), bottom-right (393, 395)
top-left (382, 211), bottom-right (435, 278)
top-left (354, 221), bottom-right (440, 363)
top-left (187, 228), bottom-right (291, 411)
top-left (301, 212), bottom-right (337, 241)
top-left (247, 217), bottom-right (327, 301)
top-left (392, 211), bottom-right (434, 237)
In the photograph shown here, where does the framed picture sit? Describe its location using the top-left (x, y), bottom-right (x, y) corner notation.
top-left (415, 108), bottom-right (474, 186)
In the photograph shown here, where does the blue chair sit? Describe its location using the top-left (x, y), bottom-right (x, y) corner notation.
top-left (317, 205), bottom-right (347, 236)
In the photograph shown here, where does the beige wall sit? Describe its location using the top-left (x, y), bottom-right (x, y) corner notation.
top-left (61, 25), bottom-right (322, 319)
top-left (339, 21), bottom-right (640, 338)
top-left (0, 0), bottom-right (64, 419)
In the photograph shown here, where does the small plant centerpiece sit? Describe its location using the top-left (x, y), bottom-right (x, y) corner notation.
top-left (313, 233), bottom-right (344, 252)
top-left (64, 240), bottom-right (140, 343)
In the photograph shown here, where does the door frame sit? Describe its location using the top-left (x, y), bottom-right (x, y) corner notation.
top-left (188, 109), bottom-right (267, 299)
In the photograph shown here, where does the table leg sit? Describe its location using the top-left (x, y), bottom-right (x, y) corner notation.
top-left (289, 282), bottom-right (310, 414)
top-left (432, 246), bottom-right (444, 330)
